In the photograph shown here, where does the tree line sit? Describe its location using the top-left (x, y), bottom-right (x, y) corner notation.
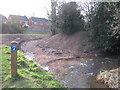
top-left (49, 0), bottom-right (120, 54)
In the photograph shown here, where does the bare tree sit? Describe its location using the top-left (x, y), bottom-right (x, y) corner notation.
top-left (50, 0), bottom-right (58, 35)
top-left (78, 2), bottom-right (98, 31)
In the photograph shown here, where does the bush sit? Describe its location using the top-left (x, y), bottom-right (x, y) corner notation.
top-left (91, 2), bottom-right (120, 53)
top-left (2, 23), bottom-right (23, 34)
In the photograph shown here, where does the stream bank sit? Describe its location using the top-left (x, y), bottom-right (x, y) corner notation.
top-left (20, 39), bottom-right (119, 88)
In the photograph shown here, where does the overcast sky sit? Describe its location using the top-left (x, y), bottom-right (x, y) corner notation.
top-left (0, 0), bottom-right (90, 19)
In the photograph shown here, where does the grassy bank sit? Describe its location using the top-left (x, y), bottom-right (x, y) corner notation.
top-left (1, 46), bottom-right (65, 88)
top-left (1, 34), bottom-right (50, 46)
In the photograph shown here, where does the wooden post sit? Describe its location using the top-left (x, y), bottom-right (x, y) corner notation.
top-left (11, 41), bottom-right (18, 77)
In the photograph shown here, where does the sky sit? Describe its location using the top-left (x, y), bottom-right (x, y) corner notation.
top-left (0, 0), bottom-right (89, 19)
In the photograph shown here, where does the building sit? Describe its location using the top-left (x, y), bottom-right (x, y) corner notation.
top-left (7, 15), bottom-right (28, 26)
top-left (28, 17), bottom-right (50, 30)
top-left (0, 14), bottom-right (7, 23)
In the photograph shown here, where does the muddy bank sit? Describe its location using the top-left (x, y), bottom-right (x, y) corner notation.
top-left (20, 39), bottom-right (119, 88)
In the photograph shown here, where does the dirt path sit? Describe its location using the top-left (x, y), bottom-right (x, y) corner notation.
top-left (20, 39), bottom-right (119, 88)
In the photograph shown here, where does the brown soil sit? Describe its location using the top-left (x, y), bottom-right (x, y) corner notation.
top-left (20, 31), bottom-right (100, 84)
top-left (20, 31), bottom-right (99, 74)
top-left (20, 37), bottom-right (93, 88)
top-left (37, 31), bottom-right (97, 57)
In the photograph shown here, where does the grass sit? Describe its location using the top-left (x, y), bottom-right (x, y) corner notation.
top-left (24, 34), bottom-right (49, 39)
top-left (1, 46), bottom-right (66, 88)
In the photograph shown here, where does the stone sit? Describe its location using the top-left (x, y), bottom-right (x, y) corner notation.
top-left (75, 56), bottom-right (81, 58)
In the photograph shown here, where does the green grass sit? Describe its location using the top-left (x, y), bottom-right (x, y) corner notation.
top-left (24, 34), bottom-right (50, 39)
top-left (1, 46), bottom-right (66, 88)
top-left (23, 29), bottom-right (51, 35)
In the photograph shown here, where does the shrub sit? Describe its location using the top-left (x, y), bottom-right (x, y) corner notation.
top-left (91, 2), bottom-right (120, 53)
top-left (2, 23), bottom-right (23, 34)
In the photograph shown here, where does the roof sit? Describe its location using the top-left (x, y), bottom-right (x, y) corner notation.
top-left (30, 17), bottom-right (48, 23)
top-left (0, 14), bottom-right (7, 20)
top-left (8, 15), bottom-right (28, 21)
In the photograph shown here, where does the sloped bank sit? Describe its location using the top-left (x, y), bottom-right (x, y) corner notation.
top-left (37, 31), bottom-right (94, 56)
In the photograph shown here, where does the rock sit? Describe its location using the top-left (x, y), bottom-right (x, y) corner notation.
top-left (5, 52), bottom-right (11, 54)
top-left (55, 52), bottom-right (62, 55)
top-left (79, 63), bottom-right (87, 66)
top-left (42, 48), bottom-right (45, 50)
top-left (75, 56), bottom-right (81, 58)
top-left (69, 66), bottom-right (74, 69)
top-left (84, 50), bottom-right (89, 53)
top-left (42, 48), bottom-right (63, 55)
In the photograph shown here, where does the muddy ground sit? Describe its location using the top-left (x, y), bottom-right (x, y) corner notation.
top-left (1, 34), bottom-right (119, 88)
top-left (20, 40), bottom-right (119, 88)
